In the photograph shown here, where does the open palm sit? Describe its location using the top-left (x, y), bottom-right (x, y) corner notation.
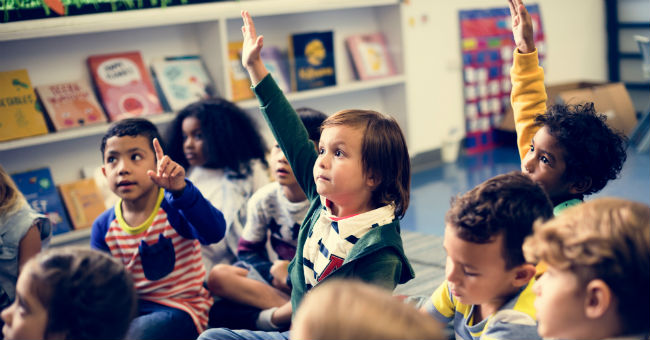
top-left (508, 0), bottom-right (534, 54)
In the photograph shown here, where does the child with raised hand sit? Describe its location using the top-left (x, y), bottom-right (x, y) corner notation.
top-left (523, 198), bottom-right (649, 339)
top-left (198, 11), bottom-right (414, 340)
top-left (0, 247), bottom-right (137, 340)
top-left (91, 118), bottom-right (226, 340)
top-left (207, 108), bottom-right (327, 330)
top-left (0, 166), bottom-right (51, 323)
top-left (166, 98), bottom-right (269, 268)
top-left (509, 0), bottom-right (627, 214)
top-left (421, 172), bottom-right (554, 340)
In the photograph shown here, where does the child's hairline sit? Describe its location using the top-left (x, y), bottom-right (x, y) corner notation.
top-left (101, 133), bottom-right (158, 162)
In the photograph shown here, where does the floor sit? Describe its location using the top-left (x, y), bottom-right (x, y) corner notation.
top-left (401, 145), bottom-right (650, 237)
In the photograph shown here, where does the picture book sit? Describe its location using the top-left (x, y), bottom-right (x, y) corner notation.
top-left (87, 51), bottom-right (163, 121)
top-left (346, 33), bottom-right (397, 80)
top-left (288, 31), bottom-right (336, 91)
top-left (35, 80), bottom-right (107, 131)
top-left (58, 178), bottom-right (106, 230)
top-left (11, 168), bottom-right (72, 235)
top-left (228, 41), bottom-right (255, 101)
top-left (0, 69), bottom-right (49, 142)
top-left (150, 55), bottom-right (214, 112)
top-left (261, 46), bottom-right (291, 93)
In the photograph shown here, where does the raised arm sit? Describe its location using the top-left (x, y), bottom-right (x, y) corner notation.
top-left (147, 138), bottom-right (186, 195)
top-left (241, 10), bottom-right (269, 86)
top-left (508, 0), bottom-right (547, 160)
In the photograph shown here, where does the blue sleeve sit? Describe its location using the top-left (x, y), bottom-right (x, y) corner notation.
top-left (481, 310), bottom-right (541, 340)
top-left (164, 179), bottom-right (226, 245)
top-left (90, 208), bottom-right (113, 253)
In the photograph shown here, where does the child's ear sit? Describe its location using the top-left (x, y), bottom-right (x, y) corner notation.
top-left (584, 279), bottom-right (613, 319)
top-left (569, 177), bottom-right (592, 195)
top-left (512, 263), bottom-right (536, 288)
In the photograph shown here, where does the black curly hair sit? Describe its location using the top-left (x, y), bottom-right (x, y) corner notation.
top-left (166, 98), bottom-right (268, 176)
top-left (535, 103), bottom-right (627, 196)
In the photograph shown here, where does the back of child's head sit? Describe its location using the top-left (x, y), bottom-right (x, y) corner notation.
top-left (322, 109), bottom-right (410, 218)
top-left (292, 279), bottom-right (444, 340)
top-left (296, 107), bottom-right (327, 143)
top-left (100, 118), bottom-right (164, 160)
top-left (0, 165), bottom-right (26, 216)
top-left (524, 198), bottom-right (650, 335)
top-left (535, 103), bottom-right (627, 196)
top-left (26, 247), bottom-right (136, 340)
top-left (166, 97), bottom-right (268, 173)
top-left (446, 171), bottom-right (553, 269)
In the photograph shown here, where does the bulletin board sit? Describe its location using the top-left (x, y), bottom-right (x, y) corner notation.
top-left (459, 4), bottom-right (545, 154)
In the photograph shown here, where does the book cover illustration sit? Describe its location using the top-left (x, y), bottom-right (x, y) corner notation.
top-left (35, 80), bottom-right (107, 131)
top-left (0, 69), bottom-right (49, 142)
top-left (58, 178), bottom-right (106, 230)
top-left (228, 41), bottom-right (255, 101)
top-left (346, 33), bottom-right (396, 80)
top-left (289, 31), bottom-right (336, 91)
top-left (150, 55), bottom-right (214, 112)
top-left (261, 46), bottom-right (291, 94)
top-left (11, 168), bottom-right (72, 235)
top-left (87, 51), bottom-right (163, 121)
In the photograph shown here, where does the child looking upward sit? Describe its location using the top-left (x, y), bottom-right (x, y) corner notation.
top-left (509, 0), bottom-right (627, 214)
top-left (91, 118), bottom-right (226, 339)
top-left (198, 11), bottom-right (414, 340)
top-left (166, 98), bottom-right (269, 268)
top-left (524, 198), bottom-right (649, 339)
top-left (421, 172), bottom-right (553, 340)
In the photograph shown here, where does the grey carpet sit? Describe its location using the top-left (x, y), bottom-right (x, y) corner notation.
top-left (394, 230), bottom-right (446, 297)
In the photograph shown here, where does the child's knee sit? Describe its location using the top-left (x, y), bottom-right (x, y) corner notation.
top-left (207, 264), bottom-right (241, 294)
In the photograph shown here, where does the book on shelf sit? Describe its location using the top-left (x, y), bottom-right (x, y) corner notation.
top-left (228, 41), bottom-right (255, 101)
top-left (261, 46), bottom-right (291, 93)
top-left (288, 31), bottom-right (336, 92)
top-left (0, 69), bottom-right (49, 142)
top-left (346, 32), bottom-right (397, 80)
top-left (87, 51), bottom-right (163, 121)
top-left (58, 178), bottom-right (106, 230)
top-left (150, 55), bottom-right (215, 112)
top-left (35, 80), bottom-right (107, 131)
top-left (11, 168), bottom-right (72, 235)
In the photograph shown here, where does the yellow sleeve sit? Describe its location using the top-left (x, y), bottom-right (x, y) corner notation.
top-left (510, 49), bottom-right (547, 161)
top-left (430, 280), bottom-right (455, 319)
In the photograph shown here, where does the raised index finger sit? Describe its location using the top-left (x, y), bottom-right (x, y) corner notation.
top-left (152, 138), bottom-right (164, 161)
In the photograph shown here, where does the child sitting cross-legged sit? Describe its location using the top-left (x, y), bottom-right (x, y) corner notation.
top-left (523, 198), bottom-right (650, 340)
top-left (206, 108), bottom-right (327, 330)
top-left (421, 171), bottom-right (554, 340)
top-left (91, 118), bottom-right (227, 340)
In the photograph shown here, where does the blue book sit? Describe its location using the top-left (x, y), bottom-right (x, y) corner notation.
top-left (11, 168), bottom-right (72, 235)
top-left (289, 31), bottom-right (336, 91)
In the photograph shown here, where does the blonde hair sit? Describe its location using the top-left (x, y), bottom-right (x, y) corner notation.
top-left (0, 165), bottom-right (26, 216)
top-left (292, 280), bottom-right (443, 340)
top-left (523, 198), bottom-right (650, 334)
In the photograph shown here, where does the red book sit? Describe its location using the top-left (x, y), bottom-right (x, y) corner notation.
top-left (87, 51), bottom-right (163, 121)
top-left (346, 33), bottom-right (396, 81)
top-left (36, 80), bottom-right (107, 131)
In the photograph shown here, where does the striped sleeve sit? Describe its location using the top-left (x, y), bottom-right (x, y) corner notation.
top-left (423, 280), bottom-right (455, 323)
top-left (481, 310), bottom-right (541, 340)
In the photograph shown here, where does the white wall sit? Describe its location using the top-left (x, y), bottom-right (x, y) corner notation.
top-left (401, 0), bottom-right (607, 155)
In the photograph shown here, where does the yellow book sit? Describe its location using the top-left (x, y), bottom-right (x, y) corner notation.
top-left (58, 178), bottom-right (106, 230)
top-left (228, 41), bottom-right (255, 101)
top-left (0, 69), bottom-right (49, 142)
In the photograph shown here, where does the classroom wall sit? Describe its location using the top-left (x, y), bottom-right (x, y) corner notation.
top-left (402, 0), bottom-right (607, 155)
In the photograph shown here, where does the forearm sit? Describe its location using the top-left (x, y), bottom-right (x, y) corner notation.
top-left (271, 301), bottom-right (292, 327)
top-left (246, 61), bottom-right (269, 87)
top-left (170, 180), bottom-right (226, 243)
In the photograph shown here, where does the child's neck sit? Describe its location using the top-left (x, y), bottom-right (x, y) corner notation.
top-left (475, 288), bottom-right (519, 323)
top-left (120, 186), bottom-right (160, 227)
top-left (326, 198), bottom-right (375, 218)
top-left (282, 183), bottom-right (307, 203)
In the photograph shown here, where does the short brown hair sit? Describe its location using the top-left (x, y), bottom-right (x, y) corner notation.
top-left (322, 109), bottom-right (410, 218)
top-left (523, 198), bottom-right (650, 335)
top-left (446, 171), bottom-right (553, 269)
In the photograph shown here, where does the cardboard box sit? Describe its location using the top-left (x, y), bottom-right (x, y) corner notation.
top-left (500, 82), bottom-right (638, 135)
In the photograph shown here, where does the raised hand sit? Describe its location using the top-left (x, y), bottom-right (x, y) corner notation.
top-left (147, 138), bottom-right (186, 194)
top-left (508, 0), bottom-right (535, 54)
top-left (241, 10), bottom-right (269, 85)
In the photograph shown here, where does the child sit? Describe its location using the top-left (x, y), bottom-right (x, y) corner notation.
top-left (166, 98), bottom-right (269, 268)
top-left (292, 279), bottom-right (444, 340)
top-left (0, 247), bottom-right (137, 340)
top-left (509, 0), bottom-right (627, 214)
top-left (197, 11), bottom-right (415, 340)
top-left (0, 166), bottom-right (51, 321)
top-left (421, 172), bottom-right (554, 340)
top-left (91, 118), bottom-right (226, 339)
top-left (523, 198), bottom-right (650, 340)
top-left (207, 108), bottom-right (327, 330)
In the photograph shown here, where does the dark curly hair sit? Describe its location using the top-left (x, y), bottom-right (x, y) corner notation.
top-left (446, 171), bottom-right (553, 269)
top-left (166, 98), bottom-right (268, 176)
top-left (535, 103), bottom-right (627, 196)
top-left (28, 247), bottom-right (137, 340)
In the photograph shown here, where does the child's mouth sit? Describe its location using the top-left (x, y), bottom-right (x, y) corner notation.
top-left (117, 181), bottom-right (136, 189)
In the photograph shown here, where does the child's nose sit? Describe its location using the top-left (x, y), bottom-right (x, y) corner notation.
top-left (1, 302), bottom-right (13, 325)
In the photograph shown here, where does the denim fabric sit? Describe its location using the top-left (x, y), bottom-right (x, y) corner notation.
top-left (125, 300), bottom-right (198, 340)
top-left (198, 328), bottom-right (289, 340)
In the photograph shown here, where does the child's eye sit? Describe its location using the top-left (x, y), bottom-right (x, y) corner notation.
top-left (463, 270), bottom-right (479, 277)
top-left (529, 144), bottom-right (534, 152)
top-left (540, 156), bottom-right (549, 165)
top-left (195, 132), bottom-right (203, 140)
top-left (318, 148), bottom-right (325, 155)
top-left (132, 154), bottom-right (143, 161)
top-left (334, 150), bottom-right (343, 157)
top-left (106, 156), bottom-right (116, 163)
top-left (274, 144), bottom-right (281, 149)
